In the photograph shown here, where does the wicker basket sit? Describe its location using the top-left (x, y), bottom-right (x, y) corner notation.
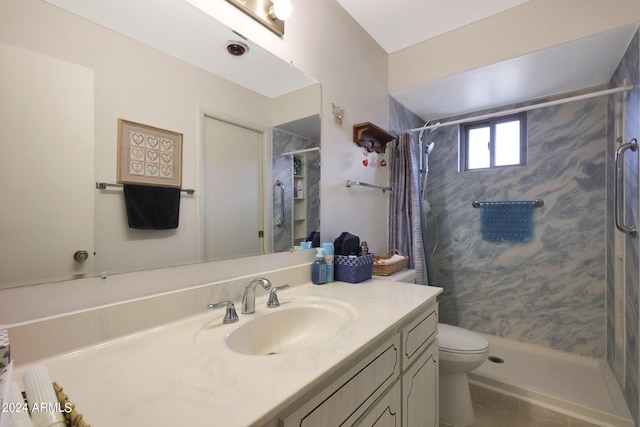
top-left (373, 249), bottom-right (408, 276)
top-left (17, 382), bottom-right (90, 427)
top-left (53, 382), bottom-right (90, 427)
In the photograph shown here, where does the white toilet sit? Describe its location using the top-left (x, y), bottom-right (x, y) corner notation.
top-left (376, 269), bottom-right (489, 427)
top-left (438, 323), bottom-right (489, 427)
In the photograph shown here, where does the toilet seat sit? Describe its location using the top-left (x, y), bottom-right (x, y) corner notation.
top-left (438, 323), bottom-right (488, 354)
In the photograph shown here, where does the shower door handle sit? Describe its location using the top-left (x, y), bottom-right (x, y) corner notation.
top-left (615, 138), bottom-right (637, 236)
top-left (275, 180), bottom-right (285, 227)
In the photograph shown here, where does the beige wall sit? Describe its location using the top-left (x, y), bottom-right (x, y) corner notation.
top-left (389, 0), bottom-right (640, 93)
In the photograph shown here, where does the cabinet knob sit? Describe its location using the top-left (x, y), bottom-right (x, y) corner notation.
top-left (73, 250), bottom-right (89, 262)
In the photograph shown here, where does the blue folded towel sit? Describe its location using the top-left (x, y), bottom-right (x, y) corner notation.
top-left (480, 202), bottom-right (533, 242)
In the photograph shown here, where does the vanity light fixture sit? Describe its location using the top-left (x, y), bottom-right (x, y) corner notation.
top-left (226, 0), bottom-right (292, 37)
top-left (269, 0), bottom-right (292, 20)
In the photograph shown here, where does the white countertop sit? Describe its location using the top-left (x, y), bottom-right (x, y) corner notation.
top-left (14, 279), bottom-right (441, 426)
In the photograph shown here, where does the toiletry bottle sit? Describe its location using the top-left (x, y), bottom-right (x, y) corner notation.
top-left (311, 248), bottom-right (327, 284)
top-left (361, 241), bottom-right (368, 255)
top-left (322, 242), bottom-right (335, 283)
top-left (296, 180), bottom-right (304, 198)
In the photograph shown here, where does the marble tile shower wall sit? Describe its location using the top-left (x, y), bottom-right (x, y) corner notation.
top-left (434, 97), bottom-right (607, 358)
top-left (390, 97), bottom-right (425, 137)
top-left (272, 129), bottom-right (320, 252)
top-left (608, 29), bottom-right (640, 425)
top-left (391, 94), bottom-right (608, 358)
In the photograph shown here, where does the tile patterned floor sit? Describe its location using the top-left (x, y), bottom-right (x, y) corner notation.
top-left (468, 384), bottom-right (600, 427)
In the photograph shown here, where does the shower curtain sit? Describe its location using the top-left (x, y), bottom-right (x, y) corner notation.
top-left (389, 133), bottom-right (429, 285)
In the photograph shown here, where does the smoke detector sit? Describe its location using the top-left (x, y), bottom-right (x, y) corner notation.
top-left (226, 40), bottom-right (249, 57)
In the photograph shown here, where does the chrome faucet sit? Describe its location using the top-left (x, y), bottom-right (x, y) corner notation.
top-left (241, 277), bottom-right (272, 314)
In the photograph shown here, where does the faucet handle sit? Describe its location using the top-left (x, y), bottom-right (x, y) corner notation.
top-left (207, 300), bottom-right (239, 324)
top-left (267, 284), bottom-right (290, 308)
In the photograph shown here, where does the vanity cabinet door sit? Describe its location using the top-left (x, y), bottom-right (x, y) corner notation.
top-left (401, 340), bottom-right (438, 427)
top-left (353, 381), bottom-right (401, 427)
top-left (401, 305), bottom-right (437, 370)
top-left (281, 334), bottom-right (401, 427)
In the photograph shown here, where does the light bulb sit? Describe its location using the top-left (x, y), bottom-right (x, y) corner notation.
top-left (269, 0), bottom-right (292, 20)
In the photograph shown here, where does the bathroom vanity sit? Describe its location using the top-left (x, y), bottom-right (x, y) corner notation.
top-left (11, 279), bottom-right (441, 426)
top-left (279, 298), bottom-right (439, 427)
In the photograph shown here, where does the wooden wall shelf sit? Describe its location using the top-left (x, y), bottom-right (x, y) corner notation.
top-left (353, 122), bottom-right (396, 153)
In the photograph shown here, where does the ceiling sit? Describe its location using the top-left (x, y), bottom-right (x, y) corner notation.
top-left (391, 25), bottom-right (638, 121)
top-left (336, 0), bottom-right (532, 54)
top-left (44, 0), bottom-right (315, 99)
top-left (337, 0), bottom-right (638, 121)
top-left (45, 0), bottom-right (637, 121)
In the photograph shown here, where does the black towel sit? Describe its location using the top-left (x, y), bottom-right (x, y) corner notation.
top-left (333, 232), bottom-right (360, 255)
top-left (123, 184), bottom-right (180, 229)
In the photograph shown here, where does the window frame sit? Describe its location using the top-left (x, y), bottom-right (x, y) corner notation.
top-left (459, 112), bottom-right (527, 171)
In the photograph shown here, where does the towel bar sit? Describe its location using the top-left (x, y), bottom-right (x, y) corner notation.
top-left (472, 199), bottom-right (543, 208)
top-left (345, 180), bottom-right (392, 193)
top-left (275, 180), bottom-right (285, 227)
top-left (615, 138), bottom-right (637, 236)
top-left (96, 182), bottom-right (195, 195)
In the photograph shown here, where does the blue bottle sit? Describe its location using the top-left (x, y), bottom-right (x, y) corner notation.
top-left (322, 242), bottom-right (335, 283)
top-left (311, 248), bottom-right (327, 285)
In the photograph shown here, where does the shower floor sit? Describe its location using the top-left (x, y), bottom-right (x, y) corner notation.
top-left (468, 334), bottom-right (633, 427)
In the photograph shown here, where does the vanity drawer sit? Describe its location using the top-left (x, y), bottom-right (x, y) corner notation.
top-left (281, 334), bottom-right (401, 427)
top-left (401, 304), bottom-right (437, 370)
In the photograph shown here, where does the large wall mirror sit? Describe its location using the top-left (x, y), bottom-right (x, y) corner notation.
top-left (0, 0), bottom-right (321, 290)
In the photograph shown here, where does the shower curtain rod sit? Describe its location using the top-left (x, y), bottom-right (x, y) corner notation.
top-left (406, 84), bottom-right (634, 133)
top-left (279, 147), bottom-right (320, 156)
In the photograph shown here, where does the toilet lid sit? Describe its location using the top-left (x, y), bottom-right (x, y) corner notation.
top-left (438, 323), bottom-right (489, 353)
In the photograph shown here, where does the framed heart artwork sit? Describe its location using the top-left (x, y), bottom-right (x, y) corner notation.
top-left (117, 119), bottom-right (183, 188)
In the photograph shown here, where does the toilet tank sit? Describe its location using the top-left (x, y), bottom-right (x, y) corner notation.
top-left (373, 269), bottom-right (416, 283)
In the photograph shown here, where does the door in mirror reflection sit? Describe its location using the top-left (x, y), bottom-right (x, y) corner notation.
top-left (0, 43), bottom-right (95, 289)
top-left (203, 117), bottom-right (264, 260)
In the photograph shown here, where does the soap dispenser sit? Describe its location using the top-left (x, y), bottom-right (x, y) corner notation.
top-left (311, 248), bottom-right (327, 285)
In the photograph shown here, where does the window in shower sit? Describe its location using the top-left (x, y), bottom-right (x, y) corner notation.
top-left (460, 112), bottom-right (527, 170)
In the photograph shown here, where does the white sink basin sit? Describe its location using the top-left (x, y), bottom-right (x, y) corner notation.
top-left (195, 297), bottom-right (358, 356)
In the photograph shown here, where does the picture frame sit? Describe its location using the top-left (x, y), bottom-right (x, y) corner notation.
top-left (117, 119), bottom-right (183, 188)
